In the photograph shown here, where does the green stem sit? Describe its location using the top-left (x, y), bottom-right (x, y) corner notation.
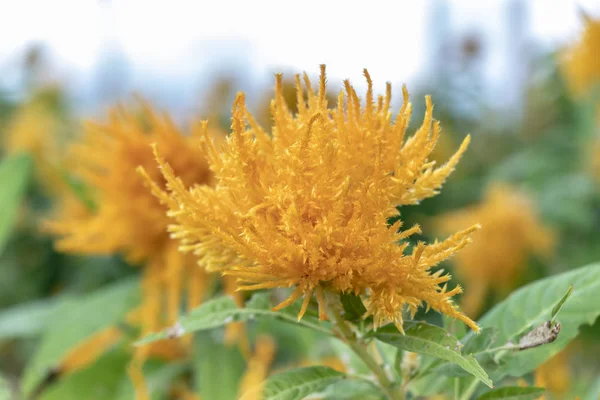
top-left (329, 300), bottom-right (404, 400)
top-left (475, 342), bottom-right (517, 356)
top-left (454, 378), bottom-right (460, 400)
top-left (459, 377), bottom-right (479, 400)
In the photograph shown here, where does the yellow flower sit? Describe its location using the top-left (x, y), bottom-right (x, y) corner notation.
top-left (59, 327), bottom-right (123, 375)
top-left (45, 103), bottom-right (213, 263)
top-left (434, 184), bottom-right (554, 316)
top-left (44, 102), bottom-right (217, 399)
top-left (534, 349), bottom-right (571, 398)
top-left (237, 335), bottom-right (277, 400)
top-left (2, 95), bottom-right (67, 194)
top-left (145, 65), bottom-right (479, 332)
top-left (562, 16), bottom-right (600, 96)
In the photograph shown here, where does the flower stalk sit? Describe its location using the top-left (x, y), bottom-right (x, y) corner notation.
top-left (327, 294), bottom-right (404, 400)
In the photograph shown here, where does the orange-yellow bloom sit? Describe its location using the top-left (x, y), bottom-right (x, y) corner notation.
top-left (147, 66), bottom-right (479, 332)
top-left (45, 103), bottom-right (212, 263)
top-left (434, 184), bottom-right (554, 316)
top-left (562, 16), bottom-right (600, 96)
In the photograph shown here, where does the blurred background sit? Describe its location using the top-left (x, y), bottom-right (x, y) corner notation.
top-left (0, 0), bottom-right (598, 117)
top-left (1, 0), bottom-right (600, 399)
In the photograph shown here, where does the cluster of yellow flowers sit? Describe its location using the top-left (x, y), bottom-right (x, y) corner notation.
top-left (143, 65), bottom-right (479, 332)
top-left (434, 184), bottom-right (554, 316)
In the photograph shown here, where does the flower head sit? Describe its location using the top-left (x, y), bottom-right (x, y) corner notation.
top-left (46, 102), bottom-right (213, 263)
top-left (562, 16), bottom-right (600, 96)
top-left (434, 184), bottom-right (554, 315)
top-left (148, 66), bottom-right (479, 332)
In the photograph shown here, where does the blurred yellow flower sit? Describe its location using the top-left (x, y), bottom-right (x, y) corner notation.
top-left (238, 335), bottom-right (277, 400)
top-left (44, 102), bottom-right (218, 399)
top-left (562, 16), bottom-right (600, 96)
top-left (534, 350), bottom-right (571, 399)
top-left (46, 104), bottom-right (213, 263)
top-left (435, 184), bottom-right (554, 316)
top-left (59, 327), bottom-right (123, 375)
top-left (144, 65), bottom-right (479, 332)
top-left (2, 96), bottom-right (66, 193)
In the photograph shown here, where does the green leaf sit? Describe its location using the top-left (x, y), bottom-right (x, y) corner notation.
top-left (393, 349), bottom-right (403, 377)
top-left (22, 278), bottom-right (140, 395)
top-left (476, 386), bottom-right (545, 400)
top-left (443, 314), bottom-right (467, 339)
top-left (39, 350), bottom-right (129, 400)
top-left (551, 285), bottom-right (573, 323)
top-left (431, 353), bottom-right (505, 379)
top-left (0, 153), bottom-right (33, 255)
top-left (585, 376), bottom-right (600, 400)
top-left (320, 379), bottom-right (382, 399)
top-left (462, 328), bottom-right (498, 355)
top-left (195, 332), bottom-right (246, 400)
top-left (0, 374), bottom-right (10, 400)
top-left (474, 263), bottom-right (600, 378)
top-left (369, 322), bottom-right (492, 388)
top-left (137, 293), bottom-right (332, 346)
top-left (340, 293), bottom-right (367, 322)
top-left (240, 366), bottom-right (346, 400)
top-left (115, 360), bottom-right (187, 400)
top-left (0, 299), bottom-right (58, 339)
top-left (328, 338), bottom-right (370, 375)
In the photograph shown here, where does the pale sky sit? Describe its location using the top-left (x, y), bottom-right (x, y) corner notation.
top-left (0, 0), bottom-right (599, 112)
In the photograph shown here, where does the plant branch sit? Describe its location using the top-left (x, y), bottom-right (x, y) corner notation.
top-left (328, 298), bottom-right (404, 400)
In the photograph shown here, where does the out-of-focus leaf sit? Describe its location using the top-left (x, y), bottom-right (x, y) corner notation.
top-left (320, 379), bottom-right (382, 399)
top-left (328, 338), bottom-right (370, 375)
top-left (476, 386), bottom-right (545, 400)
top-left (369, 322), bottom-right (492, 388)
top-left (431, 353), bottom-right (505, 378)
top-left (340, 293), bottom-right (367, 322)
top-left (0, 374), bottom-right (10, 400)
top-left (254, 317), bottom-right (321, 363)
top-left (39, 350), bottom-right (129, 400)
top-left (443, 314), bottom-right (467, 339)
top-left (239, 366), bottom-right (346, 400)
top-left (584, 376), bottom-right (600, 400)
top-left (0, 153), bottom-right (33, 255)
top-left (0, 298), bottom-right (57, 339)
top-left (536, 175), bottom-right (596, 230)
top-left (115, 360), bottom-right (187, 400)
top-left (462, 328), bottom-right (498, 355)
top-left (194, 332), bottom-right (246, 400)
top-left (22, 278), bottom-right (140, 395)
top-left (137, 293), bottom-right (332, 345)
top-left (472, 263), bottom-right (600, 378)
